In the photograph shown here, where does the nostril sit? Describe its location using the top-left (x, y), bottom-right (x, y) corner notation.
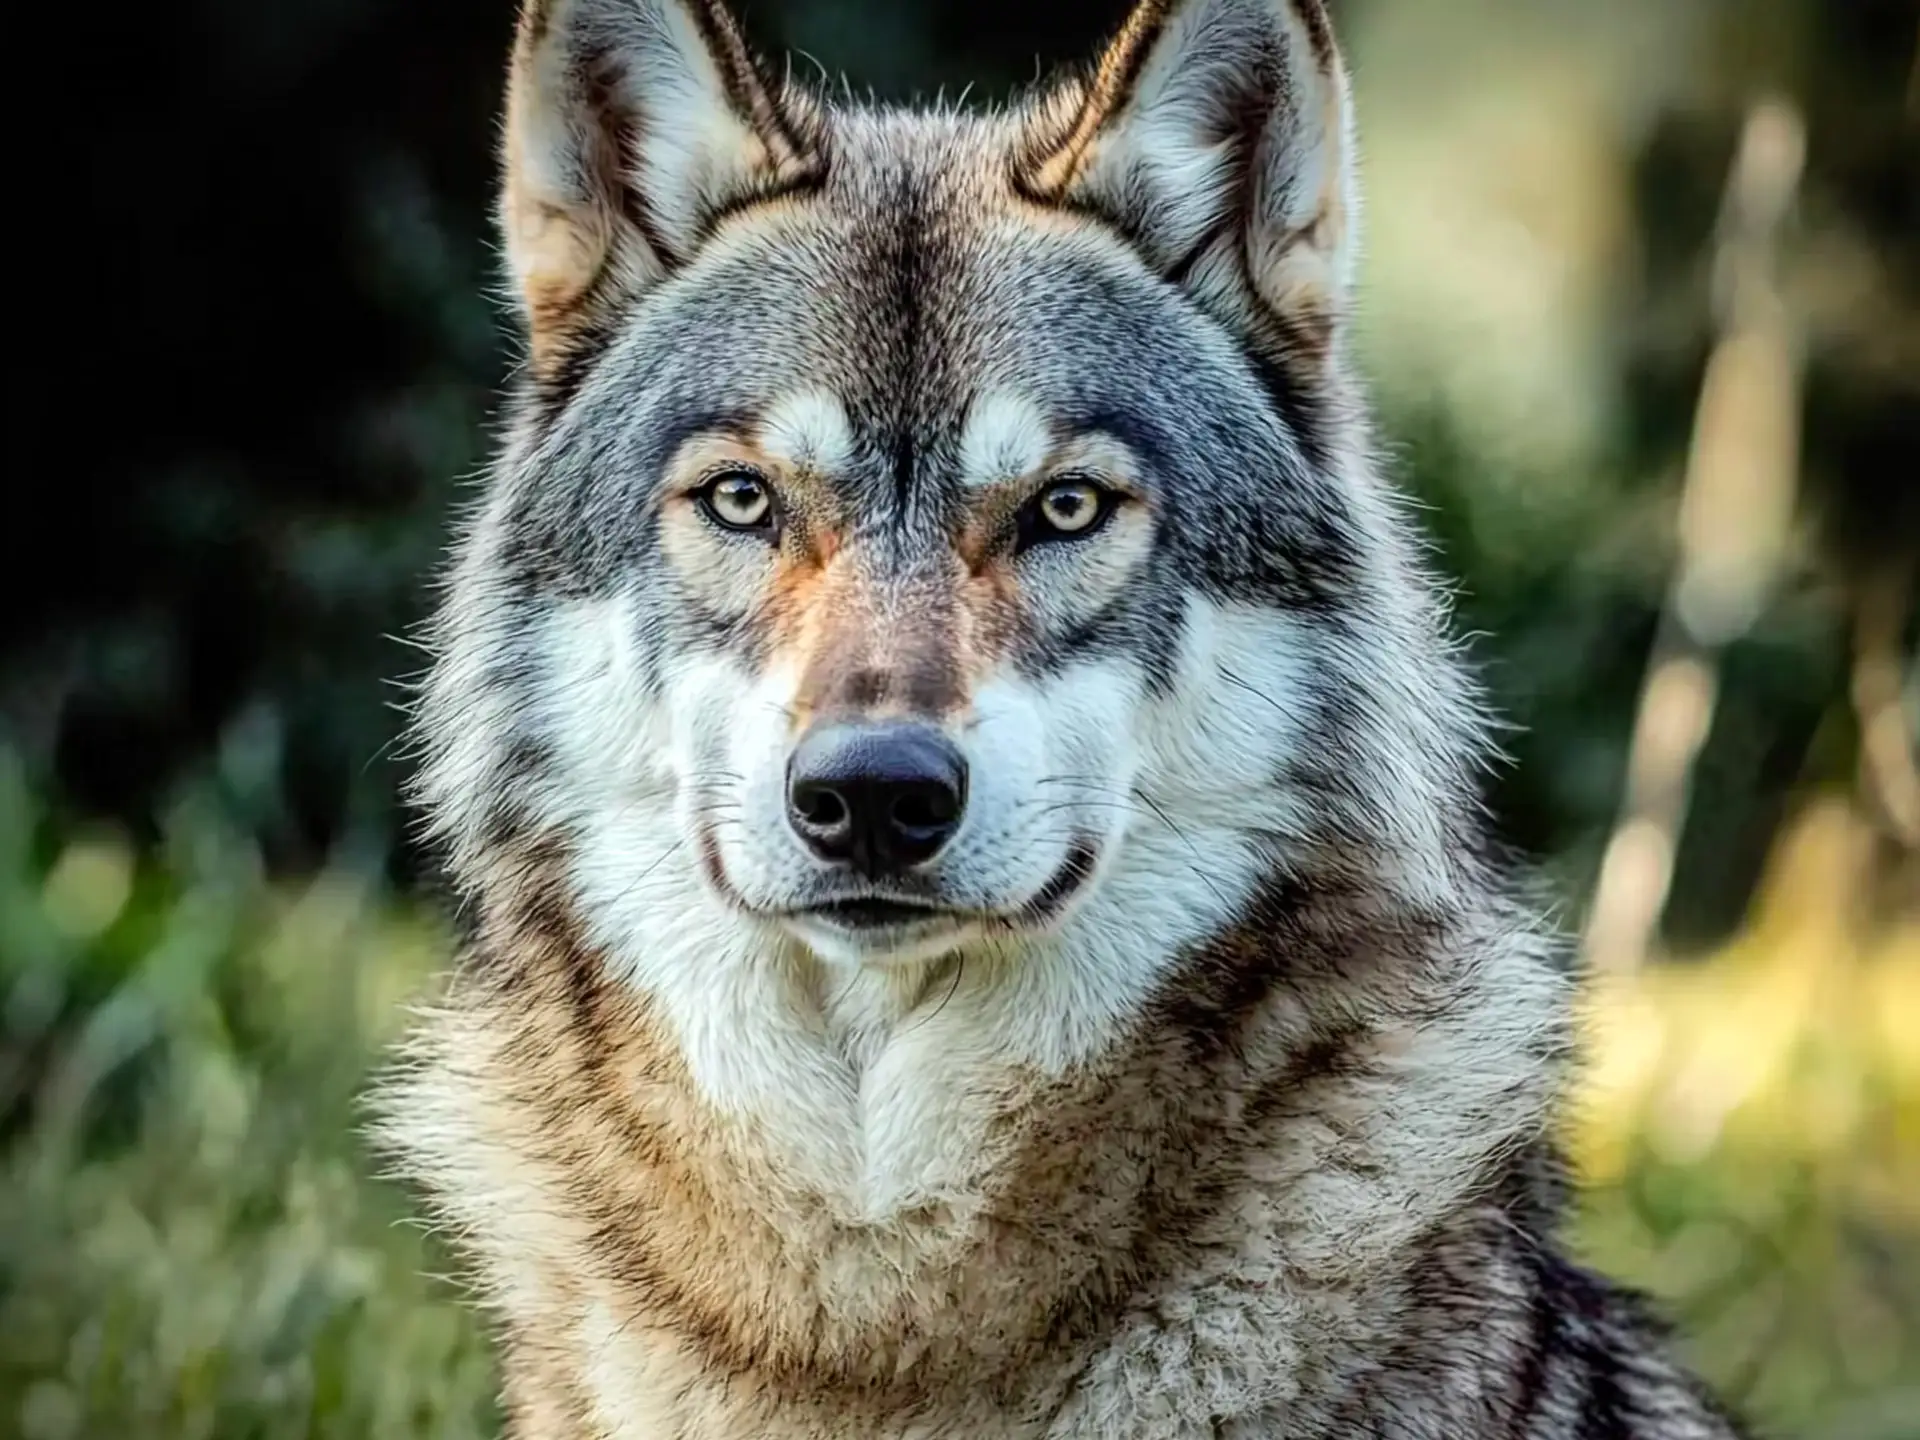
top-left (793, 784), bottom-right (849, 831)
top-left (890, 786), bottom-right (958, 835)
top-left (786, 721), bottom-right (967, 873)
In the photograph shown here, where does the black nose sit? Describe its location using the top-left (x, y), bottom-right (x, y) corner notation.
top-left (786, 721), bottom-right (968, 877)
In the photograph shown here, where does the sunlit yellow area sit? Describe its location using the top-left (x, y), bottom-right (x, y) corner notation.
top-left (1571, 798), bottom-right (1920, 1436)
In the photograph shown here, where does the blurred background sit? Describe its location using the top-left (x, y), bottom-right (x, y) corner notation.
top-left (2, 0), bottom-right (1915, 1435)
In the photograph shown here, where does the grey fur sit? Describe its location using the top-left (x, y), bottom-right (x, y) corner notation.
top-left (379, 2), bottom-right (1757, 1436)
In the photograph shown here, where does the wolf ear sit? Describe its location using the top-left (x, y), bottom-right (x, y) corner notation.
top-left (1015, 0), bottom-right (1356, 368)
top-left (501, 0), bottom-right (823, 370)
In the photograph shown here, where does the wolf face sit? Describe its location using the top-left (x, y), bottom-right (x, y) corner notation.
top-left (418, 0), bottom-right (1483, 1048)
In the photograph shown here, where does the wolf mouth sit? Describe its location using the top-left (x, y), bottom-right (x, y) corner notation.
top-left (794, 836), bottom-right (1105, 934)
top-left (800, 897), bottom-right (953, 930)
top-left (1010, 838), bottom-right (1102, 928)
top-left (723, 845), bottom-right (1100, 941)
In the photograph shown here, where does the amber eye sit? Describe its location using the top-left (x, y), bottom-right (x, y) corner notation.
top-left (697, 469), bottom-right (776, 535)
top-left (1019, 477), bottom-right (1115, 551)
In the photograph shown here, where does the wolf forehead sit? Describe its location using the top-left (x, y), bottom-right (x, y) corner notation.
top-left (505, 109), bottom-right (1364, 610)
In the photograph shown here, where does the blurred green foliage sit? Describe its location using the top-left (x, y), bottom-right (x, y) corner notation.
top-left (0, 757), bottom-right (494, 1438)
top-left (1570, 799), bottom-right (1920, 1440)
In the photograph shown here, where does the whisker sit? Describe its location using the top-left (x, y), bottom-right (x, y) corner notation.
top-left (905, 953), bottom-right (967, 1034)
top-left (1131, 789), bottom-right (1234, 912)
top-left (1217, 665), bottom-right (1292, 718)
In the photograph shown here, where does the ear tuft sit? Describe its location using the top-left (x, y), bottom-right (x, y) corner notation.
top-left (502, 0), bottom-right (824, 372)
top-left (1014, 0), bottom-right (1357, 370)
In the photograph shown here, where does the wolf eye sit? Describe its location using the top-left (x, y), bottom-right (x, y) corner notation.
top-left (697, 469), bottom-right (776, 534)
top-left (1020, 478), bottom-right (1114, 550)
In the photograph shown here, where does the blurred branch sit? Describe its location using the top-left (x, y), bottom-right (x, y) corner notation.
top-left (1908, 19), bottom-right (1919, 117)
top-left (1583, 99), bottom-right (1807, 976)
top-left (1850, 571), bottom-right (1920, 850)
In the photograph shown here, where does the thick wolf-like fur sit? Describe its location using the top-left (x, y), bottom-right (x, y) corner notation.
top-left (374, 1), bottom-right (1753, 1435)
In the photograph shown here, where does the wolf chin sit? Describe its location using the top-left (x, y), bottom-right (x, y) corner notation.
top-left (375, 0), bottom-right (1752, 1435)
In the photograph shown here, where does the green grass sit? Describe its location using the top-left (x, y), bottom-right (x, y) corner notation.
top-left (0, 760), bottom-right (493, 1439)
top-left (3, 756), bottom-right (1915, 1438)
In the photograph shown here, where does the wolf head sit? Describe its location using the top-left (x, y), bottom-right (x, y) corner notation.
top-left (416, 0), bottom-right (1489, 1006)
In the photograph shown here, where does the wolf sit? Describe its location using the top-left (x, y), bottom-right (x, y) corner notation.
top-left (375, 0), bottom-right (1754, 1435)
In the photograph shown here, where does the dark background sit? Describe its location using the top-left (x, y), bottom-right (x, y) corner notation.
top-left (10, 0), bottom-right (1912, 929)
